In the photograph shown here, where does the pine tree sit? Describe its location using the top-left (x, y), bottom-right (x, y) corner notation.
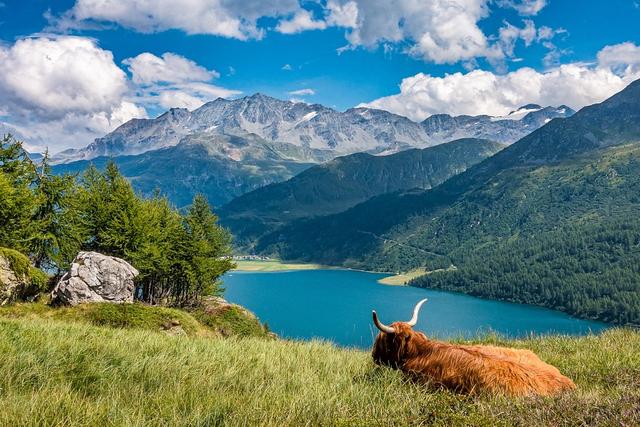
top-left (182, 194), bottom-right (235, 303)
top-left (0, 135), bottom-right (37, 251)
top-left (29, 150), bottom-right (85, 271)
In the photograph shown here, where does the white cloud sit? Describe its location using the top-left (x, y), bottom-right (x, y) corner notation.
top-left (495, 20), bottom-right (565, 67)
top-left (123, 52), bottom-right (218, 84)
top-left (597, 42), bottom-right (640, 74)
top-left (497, 19), bottom-right (537, 59)
top-left (276, 10), bottom-right (327, 34)
top-left (282, 63), bottom-right (293, 70)
top-left (157, 91), bottom-right (208, 111)
top-left (0, 38), bottom-right (241, 152)
top-left (9, 102), bottom-right (148, 153)
top-left (537, 25), bottom-right (566, 41)
top-left (288, 88), bottom-right (315, 96)
top-left (0, 36), bottom-right (128, 119)
top-left (326, 0), bottom-right (358, 27)
top-left (155, 82), bottom-right (240, 109)
top-left (56, 0), bottom-right (556, 67)
top-left (361, 43), bottom-right (640, 121)
top-left (123, 52), bottom-right (240, 111)
top-left (57, 0), bottom-right (303, 40)
top-left (497, 0), bottom-right (548, 16)
top-left (328, 0), bottom-right (497, 64)
top-left (0, 36), bottom-right (146, 151)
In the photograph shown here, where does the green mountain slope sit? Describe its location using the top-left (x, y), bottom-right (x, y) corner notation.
top-left (219, 138), bottom-right (503, 246)
top-left (53, 132), bottom-right (320, 208)
top-left (255, 80), bottom-right (640, 325)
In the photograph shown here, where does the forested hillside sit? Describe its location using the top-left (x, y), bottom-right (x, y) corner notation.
top-left (254, 80), bottom-right (640, 325)
top-left (220, 138), bottom-right (503, 247)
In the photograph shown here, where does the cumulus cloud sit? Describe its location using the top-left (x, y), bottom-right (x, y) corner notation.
top-left (597, 42), bottom-right (640, 74)
top-left (55, 0), bottom-right (556, 67)
top-left (327, 0), bottom-right (497, 64)
top-left (276, 10), bottom-right (327, 34)
top-left (497, 0), bottom-right (548, 16)
top-left (155, 82), bottom-right (240, 110)
top-left (123, 52), bottom-right (240, 111)
top-left (8, 102), bottom-right (147, 153)
top-left (56, 0), bottom-right (303, 40)
top-left (361, 42), bottom-right (640, 121)
top-left (0, 36), bottom-right (128, 119)
top-left (288, 88), bottom-right (316, 96)
top-left (123, 52), bottom-right (219, 84)
top-left (0, 38), bottom-right (241, 152)
top-left (326, 0), bottom-right (358, 27)
top-left (0, 36), bottom-right (146, 151)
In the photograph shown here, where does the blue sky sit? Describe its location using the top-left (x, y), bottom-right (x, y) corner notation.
top-left (0, 0), bottom-right (639, 151)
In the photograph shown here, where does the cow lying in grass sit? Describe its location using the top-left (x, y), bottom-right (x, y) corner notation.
top-left (372, 299), bottom-right (576, 397)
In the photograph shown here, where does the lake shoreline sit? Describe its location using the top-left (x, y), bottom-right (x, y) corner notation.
top-left (223, 268), bottom-right (609, 347)
top-left (233, 259), bottom-right (399, 277)
top-left (233, 261), bottom-right (465, 291)
top-left (230, 263), bottom-right (618, 327)
top-left (233, 260), bottom-right (327, 272)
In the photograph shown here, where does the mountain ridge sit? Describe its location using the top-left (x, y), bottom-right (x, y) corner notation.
top-left (51, 93), bottom-right (573, 164)
top-left (219, 138), bottom-right (504, 246)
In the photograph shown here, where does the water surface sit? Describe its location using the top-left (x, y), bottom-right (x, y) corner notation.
top-left (223, 269), bottom-right (608, 348)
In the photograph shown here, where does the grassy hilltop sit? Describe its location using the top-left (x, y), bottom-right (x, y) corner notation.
top-left (0, 304), bottom-right (638, 426)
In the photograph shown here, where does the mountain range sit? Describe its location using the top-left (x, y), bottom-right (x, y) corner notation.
top-left (52, 94), bottom-right (572, 164)
top-left (251, 79), bottom-right (640, 325)
top-left (52, 131), bottom-right (319, 208)
top-left (49, 94), bottom-right (572, 209)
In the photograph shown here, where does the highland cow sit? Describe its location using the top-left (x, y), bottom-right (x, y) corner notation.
top-left (372, 299), bottom-right (576, 396)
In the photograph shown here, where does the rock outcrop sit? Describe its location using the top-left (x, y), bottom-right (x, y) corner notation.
top-left (51, 251), bottom-right (139, 306)
top-left (0, 253), bottom-right (27, 305)
top-left (0, 248), bottom-right (46, 305)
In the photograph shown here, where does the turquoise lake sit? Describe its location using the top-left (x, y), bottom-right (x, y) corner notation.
top-left (223, 269), bottom-right (609, 349)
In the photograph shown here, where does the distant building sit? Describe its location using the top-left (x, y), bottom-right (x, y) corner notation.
top-left (232, 255), bottom-right (272, 261)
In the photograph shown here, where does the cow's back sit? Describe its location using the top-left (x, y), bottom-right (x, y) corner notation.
top-left (401, 342), bottom-right (575, 396)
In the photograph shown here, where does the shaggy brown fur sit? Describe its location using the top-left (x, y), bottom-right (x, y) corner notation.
top-left (372, 322), bottom-right (576, 397)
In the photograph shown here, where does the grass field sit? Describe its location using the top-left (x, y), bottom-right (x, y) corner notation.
top-left (0, 299), bottom-right (270, 338)
top-left (233, 259), bottom-right (325, 272)
top-left (378, 266), bottom-right (457, 286)
top-left (0, 308), bottom-right (638, 426)
top-left (378, 268), bottom-right (429, 285)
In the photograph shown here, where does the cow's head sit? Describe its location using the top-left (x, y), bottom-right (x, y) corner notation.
top-left (371, 299), bottom-right (428, 368)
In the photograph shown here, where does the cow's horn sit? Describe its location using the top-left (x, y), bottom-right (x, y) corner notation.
top-left (372, 310), bottom-right (394, 333)
top-left (406, 298), bottom-right (428, 327)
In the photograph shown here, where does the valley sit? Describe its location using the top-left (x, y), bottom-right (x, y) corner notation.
top-left (41, 80), bottom-right (640, 328)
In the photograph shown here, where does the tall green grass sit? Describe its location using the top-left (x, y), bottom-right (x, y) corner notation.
top-left (0, 316), bottom-right (638, 426)
top-left (0, 300), bottom-right (270, 338)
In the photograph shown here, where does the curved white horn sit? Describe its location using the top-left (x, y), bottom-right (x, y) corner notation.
top-left (406, 298), bottom-right (428, 327)
top-left (372, 310), bottom-right (394, 334)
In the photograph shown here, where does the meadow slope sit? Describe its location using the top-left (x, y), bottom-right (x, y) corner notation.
top-left (0, 314), bottom-right (638, 426)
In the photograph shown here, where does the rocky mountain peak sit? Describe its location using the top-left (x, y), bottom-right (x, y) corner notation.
top-left (51, 94), bottom-right (577, 164)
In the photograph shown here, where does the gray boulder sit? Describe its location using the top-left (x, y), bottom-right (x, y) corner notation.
top-left (0, 254), bottom-right (26, 305)
top-left (51, 251), bottom-right (139, 306)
